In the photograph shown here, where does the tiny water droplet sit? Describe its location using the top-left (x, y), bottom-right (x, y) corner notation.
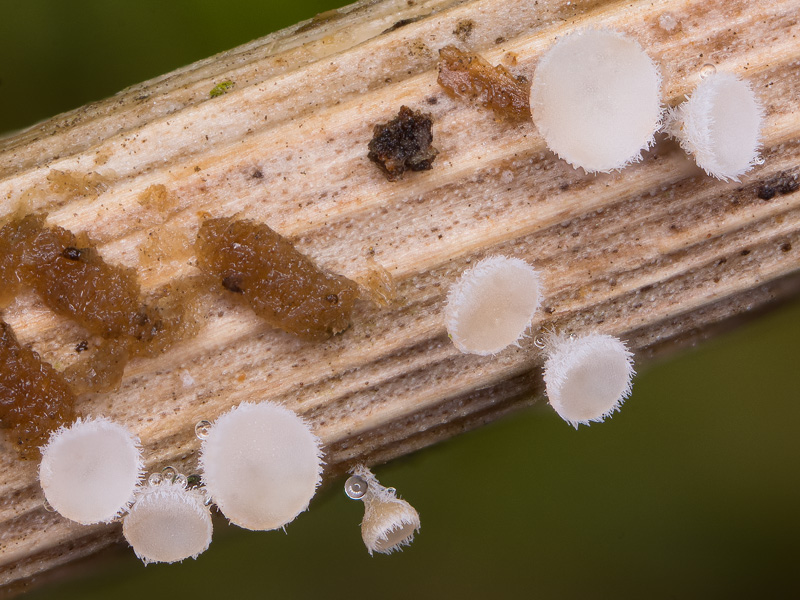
top-left (161, 466), bottom-right (177, 482)
top-left (148, 473), bottom-right (163, 486)
top-left (204, 495), bottom-right (214, 506)
top-left (174, 473), bottom-right (188, 488)
top-left (43, 499), bottom-right (56, 513)
top-left (195, 420), bottom-right (212, 440)
top-left (345, 475), bottom-right (368, 500)
top-left (385, 487), bottom-right (397, 495)
top-left (699, 63), bottom-right (716, 79)
top-left (533, 335), bottom-right (546, 350)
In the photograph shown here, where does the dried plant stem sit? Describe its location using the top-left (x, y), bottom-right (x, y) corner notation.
top-left (1, 0), bottom-right (799, 593)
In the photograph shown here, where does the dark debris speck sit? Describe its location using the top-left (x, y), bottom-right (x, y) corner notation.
top-left (382, 16), bottom-right (423, 34)
top-left (757, 172), bottom-right (798, 200)
top-left (367, 106), bottom-right (438, 182)
top-left (453, 19), bottom-right (474, 42)
top-left (62, 247), bottom-right (82, 261)
top-left (222, 274), bottom-right (245, 294)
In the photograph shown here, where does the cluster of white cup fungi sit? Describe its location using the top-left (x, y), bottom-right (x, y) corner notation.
top-left (444, 27), bottom-right (764, 425)
top-left (33, 23), bottom-right (766, 567)
top-left (38, 401), bottom-right (324, 564)
top-left (444, 256), bottom-right (635, 427)
top-left (38, 405), bottom-right (418, 561)
top-left (530, 28), bottom-right (763, 178)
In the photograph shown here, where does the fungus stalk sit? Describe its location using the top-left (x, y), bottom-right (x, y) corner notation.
top-left (347, 465), bottom-right (421, 555)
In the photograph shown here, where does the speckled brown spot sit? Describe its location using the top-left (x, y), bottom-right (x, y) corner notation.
top-left (196, 217), bottom-right (359, 340)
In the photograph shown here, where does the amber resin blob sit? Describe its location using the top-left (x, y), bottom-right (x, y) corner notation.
top-left (0, 321), bottom-right (76, 458)
top-left (196, 217), bottom-right (358, 340)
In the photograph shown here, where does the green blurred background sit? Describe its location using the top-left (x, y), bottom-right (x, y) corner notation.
top-left (1, 2), bottom-right (799, 598)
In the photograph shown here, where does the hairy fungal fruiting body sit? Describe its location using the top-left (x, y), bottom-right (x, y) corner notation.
top-left (445, 255), bottom-right (543, 355)
top-left (667, 71), bottom-right (763, 180)
top-left (123, 475), bottom-right (212, 564)
top-left (542, 333), bottom-right (635, 427)
top-left (530, 29), bottom-right (662, 173)
top-left (347, 465), bottom-right (420, 555)
top-left (39, 417), bottom-right (143, 524)
top-left (199, 401), bottom-right (322, 531)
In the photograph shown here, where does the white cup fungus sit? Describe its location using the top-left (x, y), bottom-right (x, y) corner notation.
top-left (445, 255), bottom-right (543, 355)
top-left (542, 333), bottom-right (635, 427)
top-left (39, 417), bottom-right (143, 525)
top-left (123, 475), bottom-right (213, 565)
top-left (199, 401), bottom-right (322, 531)
top-left (667, 71), bottom-right (764, 181)
top-left (348, 465), bottom-right (420, 555)
top-left (530, 29), bottom-right (662, 173)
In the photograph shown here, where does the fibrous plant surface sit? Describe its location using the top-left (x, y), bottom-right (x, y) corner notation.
top-left (0, 0), bottom-right (799, 592)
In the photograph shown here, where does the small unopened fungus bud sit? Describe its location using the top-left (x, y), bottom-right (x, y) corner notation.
top-left (348, 465), bottom-right (420, 555)
top-left (445, 255), bottom-right (543, 355)
top-left (39, 417), bottom-right (143, 524)
top-left (199, 401), bottom-right (322, 531)
top-left (667, 71), bottom-right (764, 181)
top-left (123, 471), bottom-right (212, 564)
top-left (542, 333), bottom-right (635, 427)
top-left (530, 29), bottom-right (662, 173)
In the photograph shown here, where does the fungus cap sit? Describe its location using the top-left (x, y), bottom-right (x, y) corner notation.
top-left (668, 71), bottom-right (763, 180)
top-left (351, 466), bottom-right (420, 556)
top-left (530, 29), bottom-right (662, 173)
top-left (39, 417), bottom-right (143, 525)
top-left (445, 255), bottom-right (543, 355)
top-left (542, 333), bottom-right (635, 427)
top-left (199, 401), bottom-right (323, 531)
top-left (123, 478), bottom-right (213, 564)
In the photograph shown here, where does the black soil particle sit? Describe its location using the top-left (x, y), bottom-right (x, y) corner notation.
top-left (757, 172), bottom-right (799, 200)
